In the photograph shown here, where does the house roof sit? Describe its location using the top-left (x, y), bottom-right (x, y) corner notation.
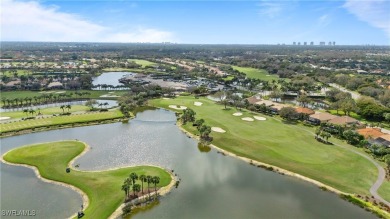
top-left (328, 116), bottom-right (359, 125)
top-left (295, 107), bottom-right (315, 115)
top-left (378, 134), bottom-right (390, 142)
top-left (309, 112), bottom-right (338, 122)
top-left (358, 128), bottom-right (384, 139)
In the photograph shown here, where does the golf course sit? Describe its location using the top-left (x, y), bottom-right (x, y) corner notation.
top-left (150, 96), bottom-right (390, 198)
top-left (1, 110), bottom-right (124, 133)
top-left (1, 140), bottom-right (172, 219)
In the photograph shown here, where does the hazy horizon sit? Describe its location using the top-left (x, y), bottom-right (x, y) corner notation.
top-left (1, 0), bottom-right (389, 45)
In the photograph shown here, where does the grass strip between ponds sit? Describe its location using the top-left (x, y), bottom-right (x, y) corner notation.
top-left (1, 140), bottom-right (173, 219)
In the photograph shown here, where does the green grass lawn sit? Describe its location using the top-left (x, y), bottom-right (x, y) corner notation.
top-left (1, 110), bottom-right (123, 133)
top-left (0, 69), bottom-right (31, 76)
top-left (2, 141), bottom-right (172, 219)
top-left (1, 105), bottom-right (90, 119)
top-left (128, 59), bottom-right (157, 68)
top-left (150, 96), bottom-right (384, 197)
top-left (232, 66), bottom-right (279, 81)
top-left (0, 90), bottom-right (127, 101)
top-left (222, 75), bottom-right (235, 81)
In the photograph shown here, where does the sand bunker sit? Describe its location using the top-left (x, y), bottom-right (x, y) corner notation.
top-left (100, 94), bottom-right (120, 98)
top-left (0, 117), bottom-right (11, 120)
top-left (194, 102), bottom-right (203, 106)
top-left (169, 105), bottom-right (187, 110)
top-left (55, 91), bottom-right (66, 94)
top-left (211, 127), bottom-right (226, 133)
top-left (162, 98), bottom-right (171, 100)
top-left (242, 117), bottom-right (254, 121)
top-left (253, 116), bottom-right (267, 121)
top-left (233, 112), bottom-right (243, 116)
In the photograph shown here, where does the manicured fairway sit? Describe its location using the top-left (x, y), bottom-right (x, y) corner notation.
top-left (232, 66), bottom-right (279, 81)
top-left (2, 141), bottom-right (172, 219)
top-left (1, 110), bottom-right (123, 133)
top-left (150, 96), bottom-right (382, 197)
top-left (1, 105), bottom-right (90, 119)
top-left (0, 90), bottom-right (127, 101)
top-left (128, 59), bottom-right (157, 68)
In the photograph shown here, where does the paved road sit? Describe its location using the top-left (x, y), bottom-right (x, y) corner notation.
top-left (329, 83), bottom-right (361, 100)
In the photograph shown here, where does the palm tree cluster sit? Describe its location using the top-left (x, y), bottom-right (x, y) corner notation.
top-left (181, 108), bottom-right (196, 124)
top-left (1, 92), bottom-right (90, 109)
top-left (194, 119), bottom-right (212, 142)
top-left (60, 104), bottom-right (72, 114)
top-left (121, 172), bottom-right (161, 201)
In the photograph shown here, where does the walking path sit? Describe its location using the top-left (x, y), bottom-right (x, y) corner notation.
top-left (328, 83), bottom-right (361, 100)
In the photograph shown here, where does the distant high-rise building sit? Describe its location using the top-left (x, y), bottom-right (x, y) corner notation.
top-left (293, 42), bottom-right (296, 45)
top-left (333, 41), bottom-right (336, 46)
top-left (320, 42), bottom-right (325, 46)
top-left (328, 41), bottom-right (332, 46)
top-left (304, 42), bottom-right (307, 45)
top-left (310, 42), bottom-right (314, 46)
top-left (298, 42), bottom-right (301, 45)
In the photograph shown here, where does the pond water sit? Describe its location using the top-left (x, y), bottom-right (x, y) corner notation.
top-left (1, 109), bottom-right (376, 219)
top-left (92, 72), bottom-right (133, 87)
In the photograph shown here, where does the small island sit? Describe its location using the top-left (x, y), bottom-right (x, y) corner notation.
top-left (1, 140), bottom-right (173, 219)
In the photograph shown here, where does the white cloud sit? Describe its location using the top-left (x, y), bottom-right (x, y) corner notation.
top-left (343, 0), bottom-right (390, 38)
top-left (318, 14), bottom-right (331, 27)
top-left (258, 1), bottom-right (284, 18)
top-left (0, 0), bottom-right (175, 42)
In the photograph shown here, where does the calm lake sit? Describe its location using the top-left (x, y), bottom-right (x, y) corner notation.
top-left (92, 72), bottom-right (132, 87)
top-left (1, 109), bottom-right (376, 218)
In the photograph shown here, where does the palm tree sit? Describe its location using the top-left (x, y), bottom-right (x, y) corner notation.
top-left (139, 175), bottom-right (146, 194)
top-left (146, 175), bottom-right (152, 194)
top-left (121, 183), bottom-right (129, 198)
top-left (60, 105), bottom-right (65, 113)
top-left (124, 178), bottom-right (132, 198)
top-left (132, 184), bottom-right (141, 197)
top-left (23, 109), bottom-right (29, 116)
top-left (29, 109), bottom-right (36, 116)
top-left (66, 104), bottom-right (72, 112)
top-left (152, 176), bottom-right (160, 193)
top-left (129, 172), bottom-right (138, 185)
top-left (104, 102), bottom-right (109, 109)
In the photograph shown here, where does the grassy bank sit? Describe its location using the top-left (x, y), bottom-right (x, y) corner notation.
top-left (1, 105), bottom-right (90, 119)
top-left (150, 96), bottom-right (384, 197)
top-left (1, 110), bottom-right (124, 133)
top-left (2, 141), bottom-right (172, 219)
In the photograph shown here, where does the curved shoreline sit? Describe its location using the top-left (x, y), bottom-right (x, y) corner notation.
top-left (176, 124), bottom-right (345, 194)
top-left (1, 140), bottom-right (175, 219)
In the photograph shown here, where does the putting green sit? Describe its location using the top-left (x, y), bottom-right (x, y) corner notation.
top-left (2, 141), bottom-right (172, 219)
top-left (150, 96), bottom-right (382, 197)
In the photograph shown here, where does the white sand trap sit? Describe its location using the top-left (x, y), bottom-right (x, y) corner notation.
top-left (100, 94), bottom-right (119, 98)
top-left (169, 105), bottom-right (187, 110)
top-left (254, 116), bottom-right (267, 121)
top-left (0, 117), bottom-right (11, 120)
top-left (242, 117), bottom-right (254, 121)
top-left (233, 112), bottom-right (243, 116)
top-left (163, 98), bottom-right (170, 100)
top-left (55, 91), bottom-right (66, 94)
top-left (211, 127), bottom-right (226, 133)
top-left (194, 102), bottom-right (203, 106)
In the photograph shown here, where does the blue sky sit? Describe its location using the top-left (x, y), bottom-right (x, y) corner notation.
top-left (1, 0), bottom-right (389, 45)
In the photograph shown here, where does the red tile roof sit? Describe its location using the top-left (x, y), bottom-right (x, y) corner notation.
top-left (295, 107), bottom-right (315, 115)
top-left (358, 128), bottom-right (384, 139)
